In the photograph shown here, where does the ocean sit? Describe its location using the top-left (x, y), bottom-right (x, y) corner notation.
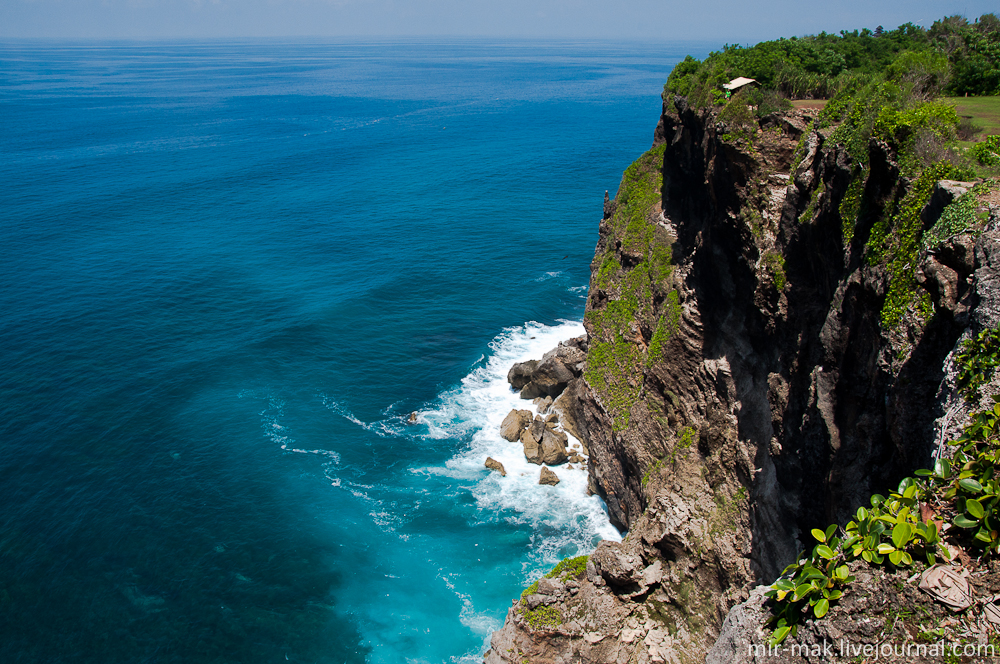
top-left (0, 39), bottom-right (711, 663)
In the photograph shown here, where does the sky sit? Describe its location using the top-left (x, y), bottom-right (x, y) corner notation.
top-left (1, 0), bottom-right (998, 41)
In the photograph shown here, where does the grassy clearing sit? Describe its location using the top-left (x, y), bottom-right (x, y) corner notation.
top-left (947, 95), bottom-right (1000, 149)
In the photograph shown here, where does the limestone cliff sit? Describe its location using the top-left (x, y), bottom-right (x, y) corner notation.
top-left (485, 95), bottom-right (998, 663)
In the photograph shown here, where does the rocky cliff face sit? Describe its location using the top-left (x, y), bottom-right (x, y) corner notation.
top-left (484, 95), bottom-right (997, 663)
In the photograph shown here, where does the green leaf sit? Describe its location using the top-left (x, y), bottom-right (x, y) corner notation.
top-left (976, 528), bottom-right (993, 544)
top-left (816, 545), bottom-right (835, 560)
top-left (955, 514), bottom-right (980, 528)
top-left (811, 528), bottom-right (827, 543)
top-left (827, 589), bottom-right (843, 600)
top-left (892, 522), bottom-right (913, 549)
top-left (771, 625), bottom-right (791, 646)
top-left (903, 484), bottom-right (917, 500)
top-left (825, 524), bottom-right (838, 542)
top-left (835, 565), bottom-right (849, 580)
top-left (877, 543), bottom-right (896, 555)
top-left (935, 458), bottom-right (951, 479)
top-left (814, 598), bottom-right (830, 618)
top-left (967, 498), bottom-right (985, 519)
top-left (856, 507), bottom-right (869, 521)
top-left (960, 478), bottom-right (984, 494)
top-left (888, 550), bottom-right (904, 566)
top-left (861, 550), bottom-right (873, 563)
top-left (901, 552), bottom-right (913, 566)
top-left (914, 469), bottom-right (933, 477)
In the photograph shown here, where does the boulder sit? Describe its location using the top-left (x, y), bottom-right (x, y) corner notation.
top-left (531, 356), bottom-right (576, 396)
top-left (542, 343), bottom-right (586, 374)
top-left (552, 377), bottom-right (586, 442)
top-left (519, 382), bottom-right (543, 399)
top-left (539, 467), bottom-right (560, 485)
top-left (507, 360), bottom-right (539, 390)
top-left (499, 409), bottom-right (532, 442)
top-left (590, 540), bottom-right (643, 588)
top-left (540, 429), bottom-right (569, 465)
top-left (484, 457), bottom-right (507, 476)
top-left (532, 395), bottom-right (553, 412)
top-left (521, 429), bottom-right (541, 464)
top-left (528, 416), bottom-right (546, 441)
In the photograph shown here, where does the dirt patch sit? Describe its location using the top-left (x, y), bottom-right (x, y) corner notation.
top-left (791, 100), bottom-right (828, 110)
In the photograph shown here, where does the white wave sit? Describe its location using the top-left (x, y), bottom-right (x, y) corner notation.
top-left (419, 320), bottom-right (620, 581)
top-left (320, 394), bottom-right (407, 439)
top-left (533, 271), bottom-right (564, 282)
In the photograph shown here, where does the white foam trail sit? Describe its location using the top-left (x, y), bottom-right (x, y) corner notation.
top-left (238, 391), bottom-right (341, 485)
top-left (320, 394), bottom-right (408, 439)
top-left (419, 320), bottom-right (621, 580)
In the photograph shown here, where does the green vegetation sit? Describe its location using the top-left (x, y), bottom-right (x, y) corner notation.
top-left (924, 181), bottom-right (993, 247)
top-left (762, 252), bottom-right (787, 290)
top-left (646, 291), bottom-right (682, 366)
top-left (973, 135), bottom-right (1000, 165)
top-left (766, 328), bottom-right (1000, 645)
top-left (519, 555), bottom-right (589, 601)
top-left (666, 14), bottom-right (1000, 104)
top-left (585, 144), bottom-right (676, 431)
top-left (955, 327), bottom-right (1000, 400)
top-left (839, 171), bottom-right (866, 241)
top-left (545, 555), bottom-right (589, 579)
top-left (868, 162), bottom-right (969, 328)
top-left (524, 605), bottom-right (562, 629)
top-left (948, 95), bottom-right (1000, 139)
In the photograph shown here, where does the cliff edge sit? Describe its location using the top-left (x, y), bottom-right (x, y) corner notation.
top-left (485, 93), bottom-right (1000, 663)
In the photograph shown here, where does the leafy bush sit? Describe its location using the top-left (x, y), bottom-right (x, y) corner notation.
top-left (972, 135), bottom-right (1000, 167)
top-left (955, 327), bottom-right (1000, 400)
top-left (767, 326), bottom-right (1000, 645)
top-left (923, 182), bottom-right (990, 248)
top-left (766, 480), bottom-right (944, 644)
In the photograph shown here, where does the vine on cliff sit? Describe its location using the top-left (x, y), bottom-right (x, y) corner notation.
top-left (585, 144), bottom-right (673, 431)
top-left (767, 330), bottom-right (1000, 645)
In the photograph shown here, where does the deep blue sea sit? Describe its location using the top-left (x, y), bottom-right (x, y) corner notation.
top-left (0, 40), bottom-right (711, 663)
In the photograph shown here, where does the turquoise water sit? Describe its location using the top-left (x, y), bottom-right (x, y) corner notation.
top-left (0, 40), bottom-right (710, 663)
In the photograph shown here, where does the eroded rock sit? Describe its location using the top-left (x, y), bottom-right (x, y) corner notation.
top-left (484, 457), bottom-right (506, 476)
top-left (499, 409), bottom-right (532, 442)
top-left (539, 467), bottom-right (560, 485)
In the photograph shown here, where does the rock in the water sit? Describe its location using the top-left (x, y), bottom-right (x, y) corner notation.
top-left (542, 429), bottom-right (569, 466)
top-left (569, 454), bottom-right (583, 464)
top-left (519, 382), bottom-right (543, 399)
top-left (540, 429), bottom-right (569, 465)
top-left (407, 412), bottom-right (418, 423)
top-left (507, 360), bottom-right (539, 390)
top-left (530, 356), bottom-right (576, 396)
top-left (532, 395), bottom-right (553, 412)
top-left (552, 377), bottom-right (586, 442)
top-left (499, 409), bottom-right (532, 442)
top-left (539, 467), bottom-right (560, 485)
top-left (521, 429), bottom-right (541, 464)
top-left (528, 416), bottom-right (546, 441)
top-left (484, 457), bottom-right (507, 476)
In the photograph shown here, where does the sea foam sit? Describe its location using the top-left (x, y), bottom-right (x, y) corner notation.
top-left (419, 320), bottom-right (621, 580)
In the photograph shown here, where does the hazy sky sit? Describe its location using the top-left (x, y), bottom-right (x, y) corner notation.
top-left (2, 0), bottom-right (998, 41)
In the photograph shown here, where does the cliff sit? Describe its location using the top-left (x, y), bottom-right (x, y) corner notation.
top-left (484, 94), bottom-right (1000, 663)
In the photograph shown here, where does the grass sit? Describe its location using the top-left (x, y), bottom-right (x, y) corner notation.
top-left (946, 95), bottom-right (1000, 138)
